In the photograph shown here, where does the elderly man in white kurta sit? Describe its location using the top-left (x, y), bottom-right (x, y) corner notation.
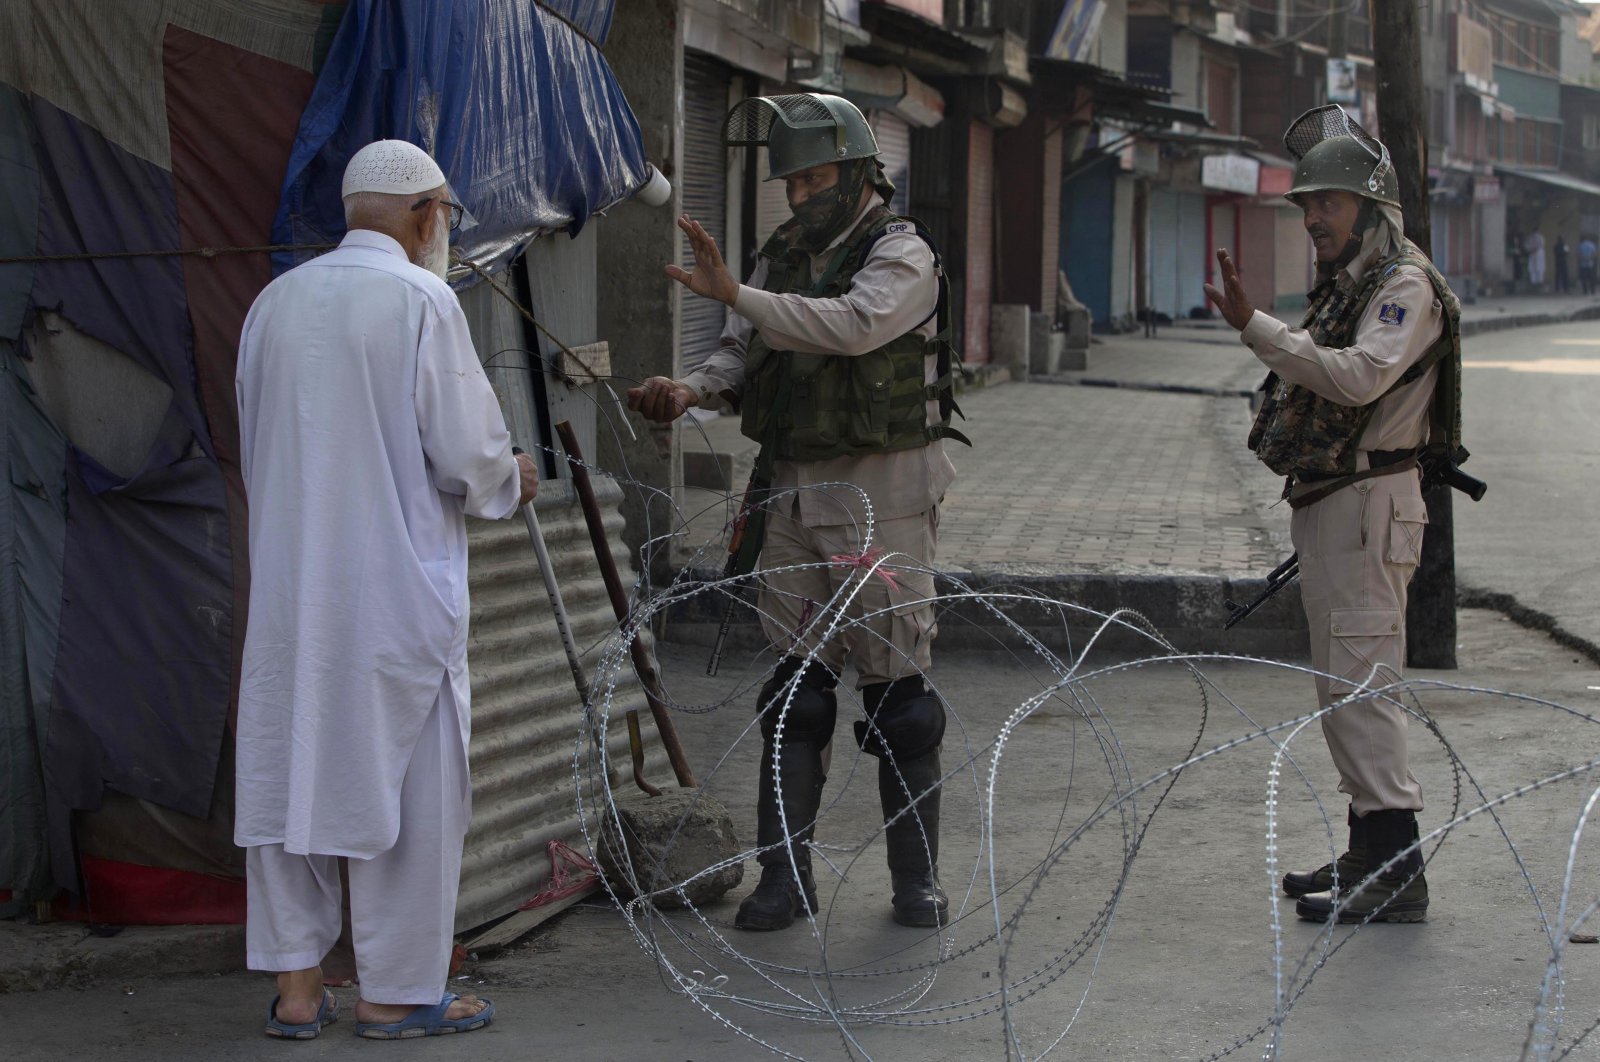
top-left (235, 140), bottom-right (536, 1040)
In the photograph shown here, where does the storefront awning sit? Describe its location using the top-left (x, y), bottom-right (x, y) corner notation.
top-left (1495, 166), bottom-right (1600, 200)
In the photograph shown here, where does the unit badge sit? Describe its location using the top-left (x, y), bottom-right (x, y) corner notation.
top-left (1377, 302), bottom-right (1407, 326)
top-left (885, 222), bottom-right (911, 234)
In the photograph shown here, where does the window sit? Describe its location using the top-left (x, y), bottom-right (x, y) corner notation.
top-left (1584, 114), bottom-right (1600, 151)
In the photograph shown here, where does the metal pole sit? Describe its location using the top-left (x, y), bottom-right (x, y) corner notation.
top-left (553, 422), bottom-right (698, 789)
top-left (515, 449), bottom-right (658, 796)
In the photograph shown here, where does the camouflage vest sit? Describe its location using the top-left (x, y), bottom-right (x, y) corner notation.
top-left (739, 206), bottom-right (969, 462)
top-left (1248, 238), bottom-right (1462, 478)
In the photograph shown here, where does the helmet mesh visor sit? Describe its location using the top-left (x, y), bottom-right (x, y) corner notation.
top-left (724, 94), bottom-right (837, 145)
top-left (1283, 104), bottom-right (1392, 195)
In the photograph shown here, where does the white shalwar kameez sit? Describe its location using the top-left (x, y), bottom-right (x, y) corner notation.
top-left (234, 229), bottom-right (520, 1001)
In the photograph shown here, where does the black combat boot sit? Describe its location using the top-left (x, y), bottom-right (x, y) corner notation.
top-left (880, 748), bottom-right (949, 928)
top-left (736, 659), bottom-right (835, 932)
top-left (1282, 806), bottom-right (1367, 899)
top-left (1296, 809), bottom-right (1428, 924)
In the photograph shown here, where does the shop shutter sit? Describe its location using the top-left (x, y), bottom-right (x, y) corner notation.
top-left (680, 52), bottom-right (732, 375)
top-left (869, 111), bottom-right (912, 216)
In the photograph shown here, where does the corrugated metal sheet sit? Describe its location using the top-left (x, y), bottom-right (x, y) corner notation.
top-left (964, 120), bottom-right (994, 363)
top-left (457, 476), bottom-right (661, 932)
top-left (680, 51), bottom-right (732, 375)
top-left (456, 230), bottom-right (661, 933)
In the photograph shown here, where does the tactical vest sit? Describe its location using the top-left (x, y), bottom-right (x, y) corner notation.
top-left (1248, 239), bottom-right (1462, 479)
top-left (739, 206), bottom-right (969, 463)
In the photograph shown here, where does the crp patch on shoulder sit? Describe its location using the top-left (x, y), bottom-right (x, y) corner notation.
top-left (884, 222), bottom-right (911, 234)
top-left (1377, 302), bottom-right (1407, 326)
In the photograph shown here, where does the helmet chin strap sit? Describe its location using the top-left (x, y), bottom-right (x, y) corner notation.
top-left (1332, 198), bottom-right (1377, 270)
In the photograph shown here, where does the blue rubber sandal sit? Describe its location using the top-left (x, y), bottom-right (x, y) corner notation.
top-left (264, 989), bottom-right (339, 1039)
top-left (355, 993), bottom-right (494, 1039)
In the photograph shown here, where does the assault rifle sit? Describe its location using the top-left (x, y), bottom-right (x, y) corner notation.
top-left (1222, 448), bottom-right (1487, 630)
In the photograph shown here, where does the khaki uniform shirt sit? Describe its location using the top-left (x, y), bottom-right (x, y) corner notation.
top-left (1241, 260), bottom-right (1443, 454)
top-left (682, 193), bottom-right (957, 528)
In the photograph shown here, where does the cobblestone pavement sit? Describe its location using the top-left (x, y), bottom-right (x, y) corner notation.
top-left (674, 292), bottom-right (1599, 580)
top-left (677, 333), bottom-right (1285, 577)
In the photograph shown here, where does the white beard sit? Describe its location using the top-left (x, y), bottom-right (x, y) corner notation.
top-left (415, 218), bottom-right (450, 280)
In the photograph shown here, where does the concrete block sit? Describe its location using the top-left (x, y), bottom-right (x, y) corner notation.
top-left (989, 303), bottom-right (1032, 381)
top-left (1061, 305), bottom-right (1090, 349)
top-left (682, 449), bottom-right (733, 491)
top-left (597, 787), bottom-right (744, 909)
top-left (1058, 339), bottom-right (1089, 372)
top-left (1028, 312), bottom-right (1059, 375)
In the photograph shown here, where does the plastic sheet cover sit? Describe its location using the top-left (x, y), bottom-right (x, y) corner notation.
top-left (273, 0), bottom-right (649, 281)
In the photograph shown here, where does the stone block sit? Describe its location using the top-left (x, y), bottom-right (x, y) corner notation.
top-left (682, 449), bottom-right (733, 491)
top-left (1028, 312), bottom-right (1059, 375)
top-left (989, 303), bottom-right (1032, 381)
top-left (1058, 338), bottom-right (1089, 371)
top-left (597, 787), bottom-right (744, 909)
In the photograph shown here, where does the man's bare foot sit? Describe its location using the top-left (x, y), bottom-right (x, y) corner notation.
top-left (271, 967), bottom-right (327, 1026)
top-left (354, 994), bottom-right (488, 1025)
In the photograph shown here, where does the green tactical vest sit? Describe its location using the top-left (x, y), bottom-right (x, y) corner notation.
top-left (739, 206), bottom-right (969, 462)
top-left (1248, 238), bottom-right (1462, 478)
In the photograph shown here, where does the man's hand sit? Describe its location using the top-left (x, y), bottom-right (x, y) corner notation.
top-left (1203, 249), bottom-right (1256, 332)
top-left (515, 451), bottom-right (539, 507)
top-left (664, 215), bottom-right (739, 306)
top-left (626, 376), bottom-right (698, 424)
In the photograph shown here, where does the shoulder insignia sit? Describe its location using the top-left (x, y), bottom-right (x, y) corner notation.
top-left (1377, 302), bottom-right (1407, 326)
top-left (885, 222), bottom-right (911, 234)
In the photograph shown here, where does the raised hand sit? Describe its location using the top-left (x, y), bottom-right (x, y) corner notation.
top-left (1203, 248), bottom-right (1256, 332)
top-left (664, 215), bottom-right (739, 306)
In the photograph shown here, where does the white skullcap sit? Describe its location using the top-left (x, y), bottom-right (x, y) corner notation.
top-left (341, 139), bottom-right (448, 198)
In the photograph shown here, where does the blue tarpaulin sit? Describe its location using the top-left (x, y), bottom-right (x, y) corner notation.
top-left (273, 0), bottom-right (649, 279)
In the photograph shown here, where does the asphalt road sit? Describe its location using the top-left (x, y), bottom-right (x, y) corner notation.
top-left (1456, 318), bottom-right (1600, 654)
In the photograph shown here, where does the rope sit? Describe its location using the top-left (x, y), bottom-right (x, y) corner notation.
top-left (532, 0), bottom-right (604, 51)
top-left (0, 243), bottom-right (335, 264)
top-left (460, 256), bottom-right (605, 384)
top-left (0, 241), bottom-right (606, 386)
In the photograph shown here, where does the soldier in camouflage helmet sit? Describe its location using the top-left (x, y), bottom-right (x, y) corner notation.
top-left (628, 93), bottom-right (968, 932)
top-left (1206, 105), bottom-right (1463, 925)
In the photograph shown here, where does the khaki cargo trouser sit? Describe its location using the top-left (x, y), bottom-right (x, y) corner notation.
top-left (757, 497), bottom-right (939, 689)
top-left (1291, 465), bottom-right (1428, 815)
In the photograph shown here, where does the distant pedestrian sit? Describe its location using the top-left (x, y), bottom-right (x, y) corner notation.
top-left (235, 139), bottom-right (535, 1040)
top-left (1525, 228), bottom-right (1546, 289)
top-left (1554, 235), bottom-right (1571, 294)
top-left (1206, 106), bottom-right (1462, 925)
top-left (1579, 235), bottom-right (1597, 296)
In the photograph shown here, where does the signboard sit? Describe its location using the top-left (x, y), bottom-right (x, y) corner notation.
top-left (1047, 0), bottom-right (1108, 62)
top-left (1258, 166), bottom-right (1293, 198)
top-left (1201, 153), bottom-right (1261, 195)
top-left (1326, 58), bottom-right (1359, 105)
top-left (1473, 176), bottom-right (1500, 203)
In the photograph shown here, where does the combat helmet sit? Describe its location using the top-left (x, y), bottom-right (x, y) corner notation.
top-left (723, 93), bottom-right (879, 181)
top-left (1283, 104), bottom-right (1399, 207)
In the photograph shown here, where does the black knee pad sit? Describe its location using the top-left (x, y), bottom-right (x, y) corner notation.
top-left (757, 657), bottom-right (838, 745)
top-left (855, 677), bottom-right (945, 760)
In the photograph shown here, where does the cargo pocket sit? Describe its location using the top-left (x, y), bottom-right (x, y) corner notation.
top-left (847, 350), bottom-right (894, 449)
top-left (1386, 494), bottom-right (1428, 566)
top-left (885, 561), bottom-right (938, 672)
top-left (1327, 607), bottom-right (1403, 694)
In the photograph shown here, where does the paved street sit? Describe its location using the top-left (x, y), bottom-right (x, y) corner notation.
top-left (3, 609), bottom-right (1598, 1060)
top-left (5, 296), bottom-right (1599, 1061)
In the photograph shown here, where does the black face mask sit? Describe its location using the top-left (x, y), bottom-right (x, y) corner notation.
top-left (790, 159), bottom-right (870, 252)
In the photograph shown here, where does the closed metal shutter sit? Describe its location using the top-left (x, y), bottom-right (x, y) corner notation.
top-left (680, 52), bottom-right (732, 375)
top-left (911, 120), bottom-right (958, 351)
top-left (869, 111), bottom-right (912, 216)
top-left (964, 121), bottom-right (994, 364)
top-left (1039, 124), bottom-right (1064, 317)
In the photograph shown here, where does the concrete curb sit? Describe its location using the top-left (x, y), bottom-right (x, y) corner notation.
top-left (0, 921), bottom-right (243, 993)
top-left (663, 568), bottom-right (1309, 660)
top-left (1458, 302), bottom-right (1600, 338)
top-left (1459, 584), bottom-right (1600, 668)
